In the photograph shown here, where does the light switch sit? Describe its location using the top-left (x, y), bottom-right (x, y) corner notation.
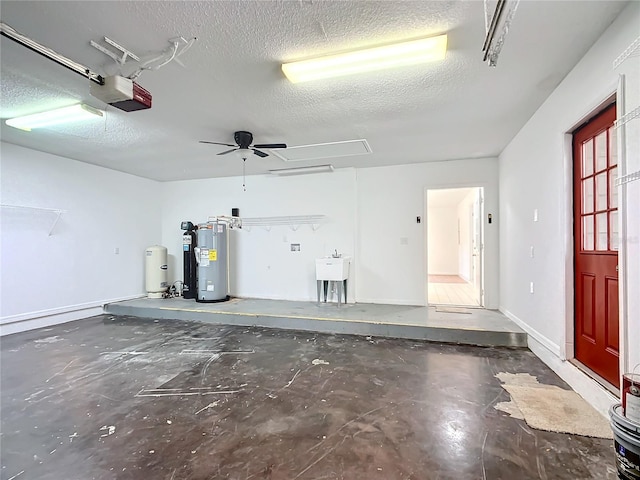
top-left (530, 246), bottom-right (534, 258)
top-left (533, 209), bottom-right (538, 222)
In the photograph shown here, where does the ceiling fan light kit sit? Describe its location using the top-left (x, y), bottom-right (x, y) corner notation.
top-left (5, 103), bottom-right (104, 131)
top-left (281, 33), bottom-right (447, 83)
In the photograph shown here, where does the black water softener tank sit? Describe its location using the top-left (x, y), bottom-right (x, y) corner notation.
top-left (181, 221), bottom-right (197, 299)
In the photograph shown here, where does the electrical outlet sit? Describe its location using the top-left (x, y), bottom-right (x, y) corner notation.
top-left (530, 282), bottom-right (534, 294)
top-left (114, 247), bottom-right (120, 255)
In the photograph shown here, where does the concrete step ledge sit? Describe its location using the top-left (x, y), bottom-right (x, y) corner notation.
top-left (104, 301), bottom-right (527, 348)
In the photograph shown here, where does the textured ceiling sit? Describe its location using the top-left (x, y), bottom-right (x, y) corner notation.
top-left (0, 1), bottom-right (628, 181)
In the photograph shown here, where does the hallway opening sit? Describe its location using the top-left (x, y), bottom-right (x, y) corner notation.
top-left (426, 187), bottom-right (484, 307)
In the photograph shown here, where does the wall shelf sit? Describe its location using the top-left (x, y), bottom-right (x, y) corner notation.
top-left (239, 215), bottom-right (327, 232)
top-left (615, 170), bottom-right (640, 187)
top-left (614, 36), bottom-right (640, 69)
top-left (0, 204), bottom-right (67, 236)
top-left (614, 105), bottom-right (640, 129)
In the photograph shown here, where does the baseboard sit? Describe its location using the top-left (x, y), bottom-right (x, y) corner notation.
top-left (0, 307), bottom-right (105, 336)
top-left (500, 307), bottom-right (617, 418)
top-left (500, 308), bottom-right (561, 357)
top-left (0, 294), bottom-right (145, 336)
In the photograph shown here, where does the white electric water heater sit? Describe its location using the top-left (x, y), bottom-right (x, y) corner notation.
top-left (145, 245), bottom-right (168, 298)
top-left (195, 222), bottom-right (229, 302)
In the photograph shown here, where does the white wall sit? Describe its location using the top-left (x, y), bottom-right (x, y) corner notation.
top-left (0, 142), bottom-right (161, 334)
top-left (356, 158), bottom-right (499, 307)
top-left (427, 206), bottom-right (458, 275)
top-left (160, 169), bottom-right (357, 302)
top-left (161, 159), bottom-right (499, 308)
top-left (499, 2), bottom-right (639, 378)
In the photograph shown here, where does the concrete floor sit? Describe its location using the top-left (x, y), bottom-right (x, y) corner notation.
top-left (0, 315), bottom-right (616, 480)
top-left (105, 298), bottom-right (527, 348)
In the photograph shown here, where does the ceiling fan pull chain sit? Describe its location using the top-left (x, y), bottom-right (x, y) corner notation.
top-left (243, 159), bottom-right (246, 192)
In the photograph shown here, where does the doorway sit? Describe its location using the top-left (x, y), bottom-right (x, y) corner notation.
top-left (573, 103), bottom-right (619, 388)
top-left (427, 187), bottom-right (484, 307)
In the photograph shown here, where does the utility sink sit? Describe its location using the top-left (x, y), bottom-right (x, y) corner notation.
top-left (316, 256), bottom-right (351, 281)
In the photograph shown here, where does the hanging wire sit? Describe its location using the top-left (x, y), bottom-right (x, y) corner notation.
top-left (128, 37), bottom-right (196, 81)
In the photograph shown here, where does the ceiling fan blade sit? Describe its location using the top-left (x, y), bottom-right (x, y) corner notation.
top-left (200, 141), bottom-right (236, 147)
top-left (252, 149), bottom-right (269, 158)
top-left (253, 143), bottom-right (287, 149)
top-left (217, 148), bottom-right (238, 155)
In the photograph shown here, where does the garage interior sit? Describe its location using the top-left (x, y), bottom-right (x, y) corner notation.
top-left (1, 1), bottom-right (639, 479)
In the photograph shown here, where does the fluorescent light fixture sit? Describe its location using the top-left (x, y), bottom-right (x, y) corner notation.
top-left (269, 165), bottom-right (334, 176)
top-left (282, 34), bottom-right (447, 83)
top-left (5, 103), bottom-right (104, 131)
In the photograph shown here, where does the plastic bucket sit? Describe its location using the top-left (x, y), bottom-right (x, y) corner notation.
top-left (610, 404), bottom-right (640, 480)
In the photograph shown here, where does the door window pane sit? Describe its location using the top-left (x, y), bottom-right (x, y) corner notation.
top-left (610, 167), bottom-right (618, 208)
top-left (596, 172), bottom-right (608, 211)
top-left (582, 178), bottom-right (594, 214)
top-left (596, 212), bottom-right (608, 251)
top-left (582, 139), bottom-right (593, 177)
top-left (583, 215), bottom-right (594, 251)
top-left (595, 131), bottom-right (607, 171)
top-left (609, 128), bottom-right (617, 167)
top-left (610, 210), bottom-right (619, 251)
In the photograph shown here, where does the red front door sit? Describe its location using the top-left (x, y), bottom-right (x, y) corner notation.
top-left (573, 103), bottom-right (619, 388)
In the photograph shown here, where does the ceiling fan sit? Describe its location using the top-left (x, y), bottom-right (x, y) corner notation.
top-left (199, 131), bottom-right (287, 159)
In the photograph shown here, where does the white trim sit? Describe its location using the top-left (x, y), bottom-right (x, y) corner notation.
top-left (501, 308), bottom-right (617, 418)
top-left (0, 306), bottom-right (104, 336)
top-left (527, 334), bottom-right (617, 418)
top-left (615, 75), bottom-right (629, 378)
top-left (564, 83), bottom-right (617, 133)
top-left (0, 294), bottom-right (145, 334)
top-left (500, 308), bottom-right (561, 357)
top-left (562, 132), bottom-right (575, 362)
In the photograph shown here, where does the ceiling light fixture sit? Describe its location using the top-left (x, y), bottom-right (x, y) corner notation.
top-left (282, 34), bottom-right (447, 83)
top-left (235, 148), bottom-right (252, 160)
top-left (269, 165), bottom-right (334, 176)
top-left (5, 104), bottom-right (104, 131)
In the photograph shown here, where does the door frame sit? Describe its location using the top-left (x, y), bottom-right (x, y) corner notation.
top-left (472, 188), bottom-right (484, 306)
top-left (424, 185), bottom-right (485, 307)
top-left (572, 103), bottom-right (618, 388)
top-left (561, 84), bottom-right (627, 386)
